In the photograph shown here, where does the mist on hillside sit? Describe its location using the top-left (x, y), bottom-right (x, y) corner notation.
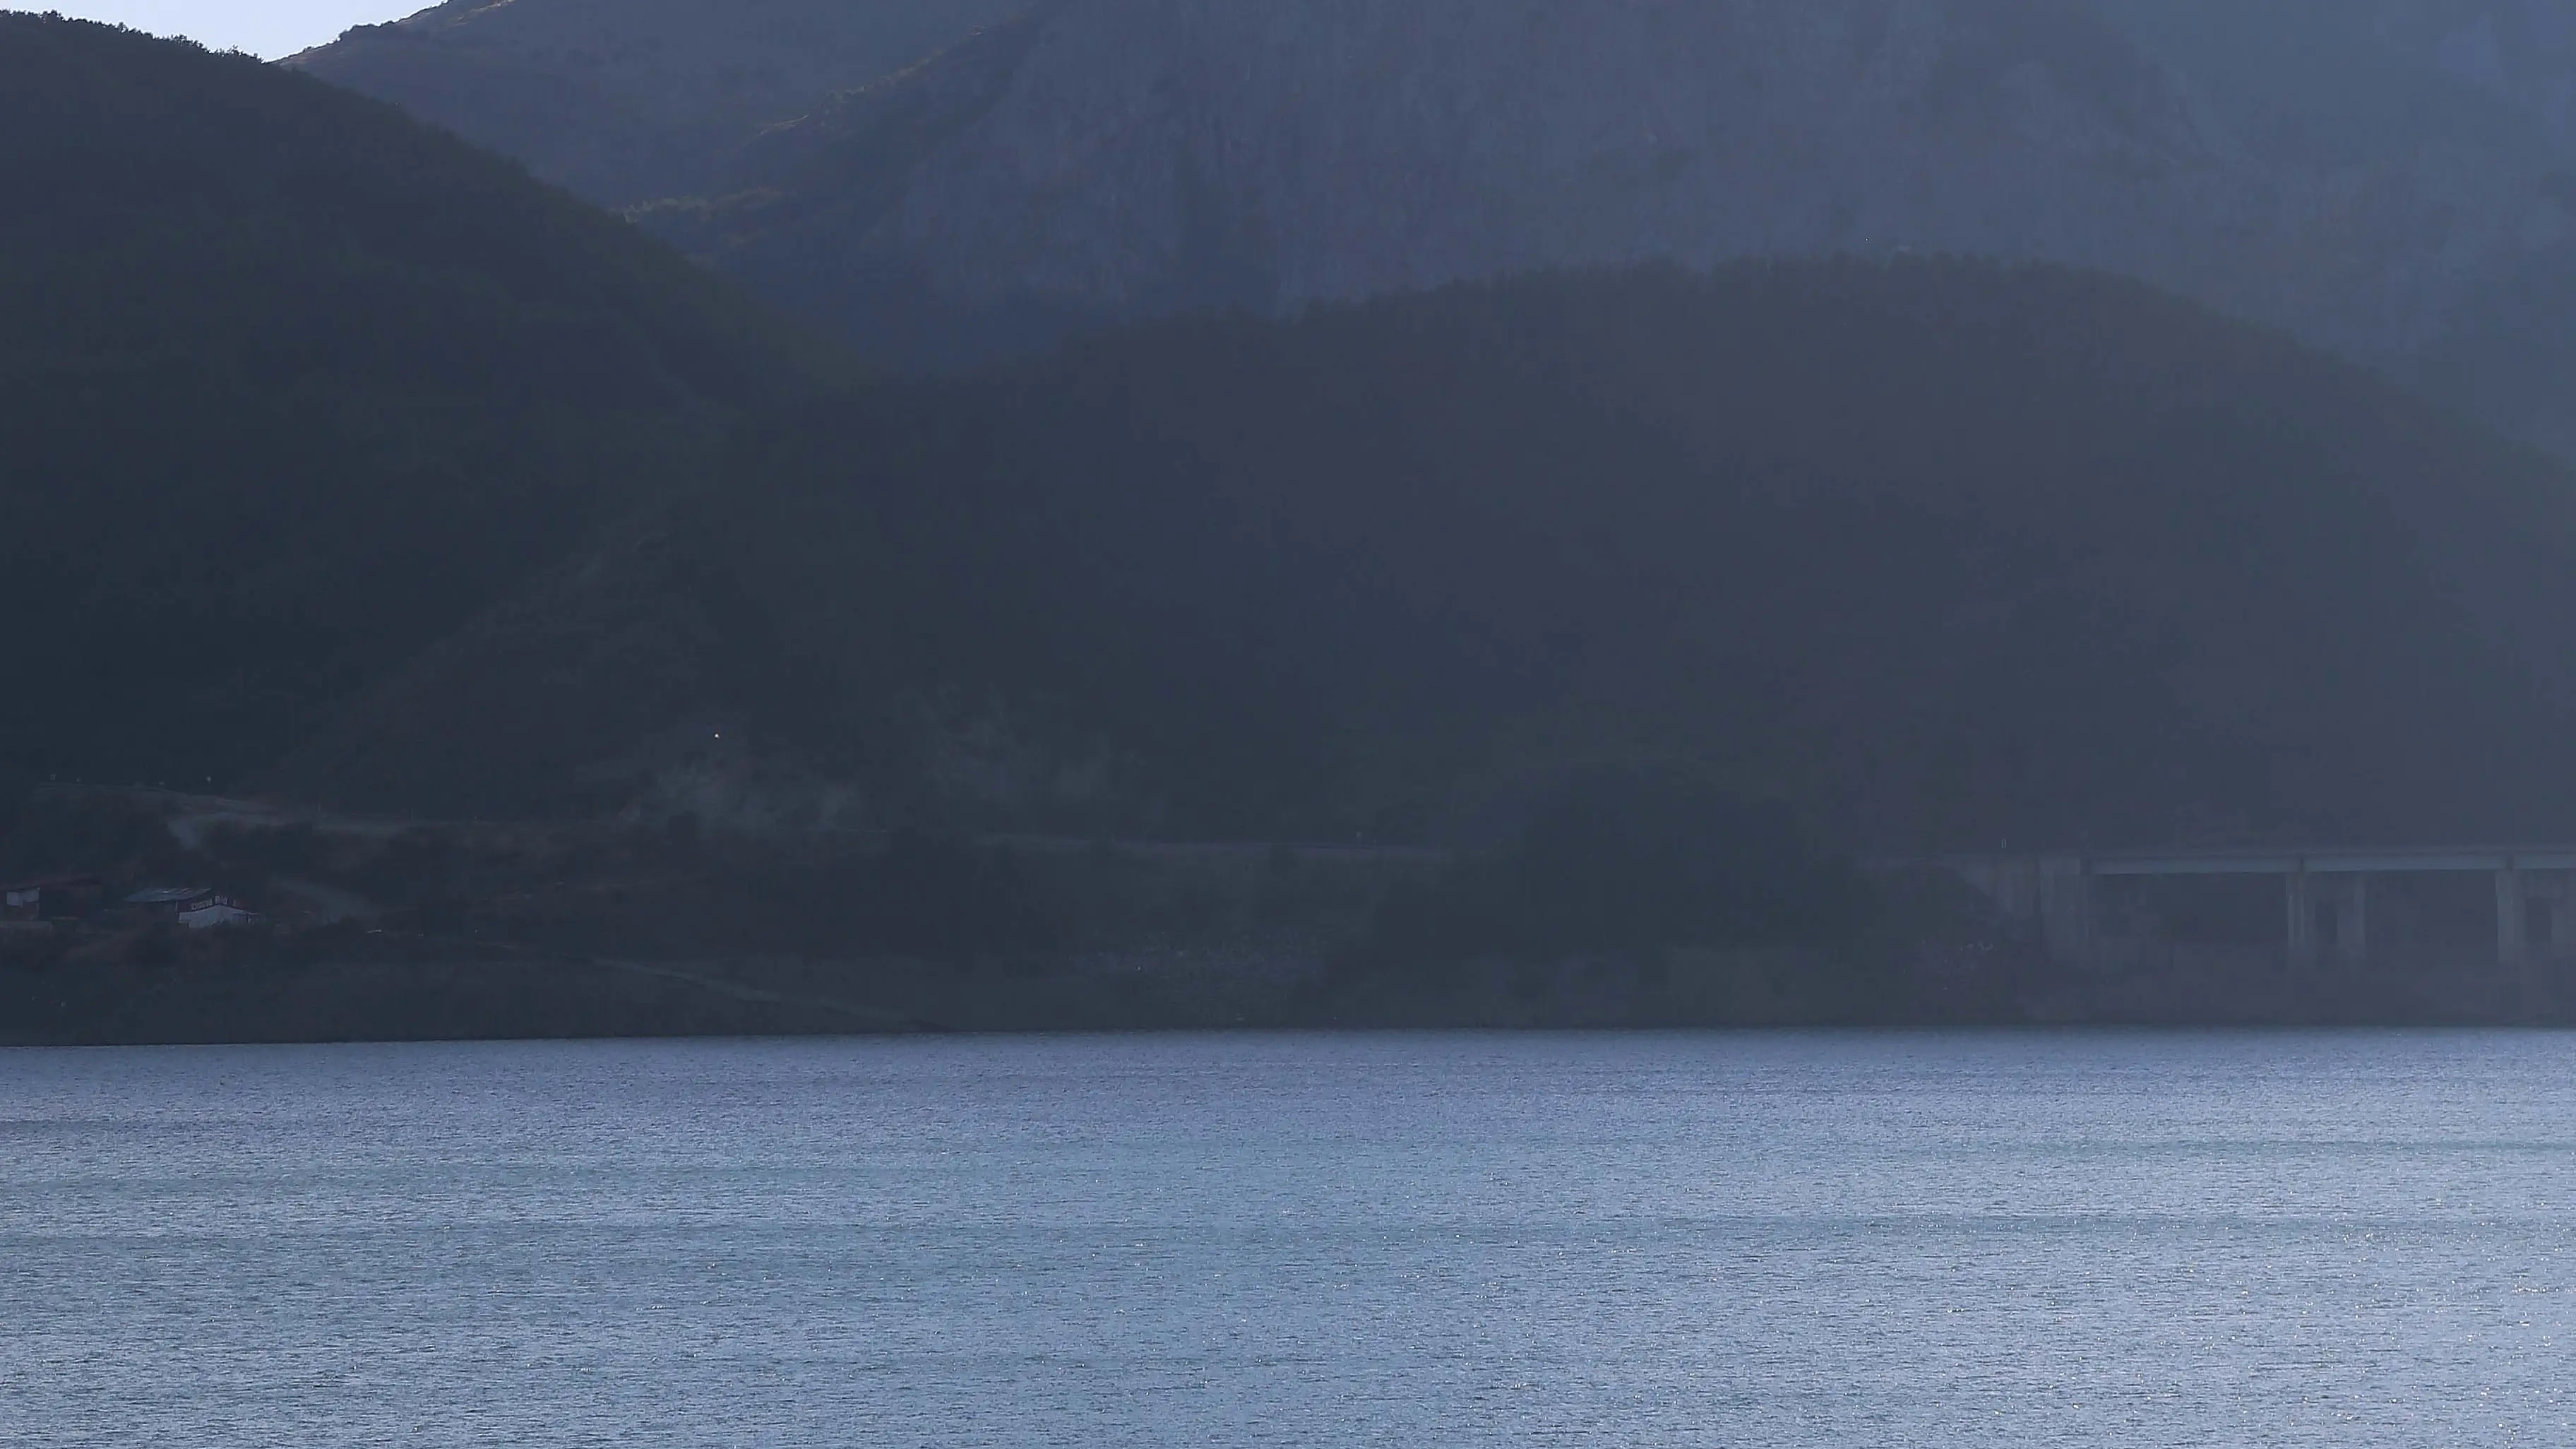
top-left (13, 5), bottom-right (2576, 1032)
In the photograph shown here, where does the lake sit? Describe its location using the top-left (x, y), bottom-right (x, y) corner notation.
top-left (4, 1032), bottom-right (2572, 1445)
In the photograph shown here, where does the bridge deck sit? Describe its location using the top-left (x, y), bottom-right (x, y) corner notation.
top-left (2088, 849), bottom-right (2576, 877)
top-left (1916, 849), bottom-right (2576, 878)
top-left (1917, 848), bottom-right (2576, 971)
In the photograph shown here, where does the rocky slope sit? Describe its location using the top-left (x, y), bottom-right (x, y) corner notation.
top-left (288, 0), bottom-right (1023, 205)
top-left (2349, 1), bottom-right (2576, 149)
top-left (660, 0), bottom-right (2258, 365)
top-left (2091, 0), bottom-right (2576, 450)
top-left (638, 0), bottom-right (2576, 450)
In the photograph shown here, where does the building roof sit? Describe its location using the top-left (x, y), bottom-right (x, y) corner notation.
top-left (125, 886), bottom-right (214, 905)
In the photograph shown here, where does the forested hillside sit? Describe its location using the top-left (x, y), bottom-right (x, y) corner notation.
top-left (25, 12), bottom-right (2576, 857)
top-left (0, 16), bottom-right (839, 791)
top-left (283, 262), bottom-right (2576, 852)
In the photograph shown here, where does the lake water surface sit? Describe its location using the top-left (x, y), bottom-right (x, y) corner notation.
top-left (4, 1032), bottom-right (2572, 1446)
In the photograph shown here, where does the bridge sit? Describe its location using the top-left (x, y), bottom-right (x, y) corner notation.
top-left (1930, 848), bottom-right (2576, 971)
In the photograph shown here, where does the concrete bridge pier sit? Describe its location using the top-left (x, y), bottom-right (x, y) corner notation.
top-left (2286, 869), bottom-right (2314, 970)
top-left (1925, 847), bottom-right (2576, 975)
top-left (2327, 874), bottom-right (2367, 967)
top-left (2286, 871), bottom-right (2368, 970)
top-left (2505, 869), bottom-right (2576, 967)
top-left (2498, 868), bottom-right (2528, 970)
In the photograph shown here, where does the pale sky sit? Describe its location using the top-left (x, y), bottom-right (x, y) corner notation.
top-left (32, 1), bottom-right (415, 59)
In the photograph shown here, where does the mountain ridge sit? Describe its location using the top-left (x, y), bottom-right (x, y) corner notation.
top-left (658, 0), bottom-right (2273, 368)
top-left (288, 0), bottom-right (1026, 206)
top-left (602, 0), bottom-right (2576, 458)
top-left (290, 0), bottom-right (2576, 453)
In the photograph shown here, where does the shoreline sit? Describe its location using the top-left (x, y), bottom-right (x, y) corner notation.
top-left (9, 949), bottom-right (2576, 1047)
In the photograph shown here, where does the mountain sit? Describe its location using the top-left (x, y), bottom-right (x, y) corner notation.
top-left (651, 0), bottom-right (2260, 369)
top-left (289, 0), bottom-right (1027, 207)
top-left (280, 261), bottom-right (2576, 852)
top-left (633, 0), bottom-right (2576, 453)
top-left (2086, 0), bottom-right (2576, 451)
top-left (2097, 1), bottom-right (2576, 160)
top-left (0, 15), bottom-right (840, 790)
top-left (290, 1), bottom-right (2576, 448)
top-left (30, 6), bottom-right (2576, 855)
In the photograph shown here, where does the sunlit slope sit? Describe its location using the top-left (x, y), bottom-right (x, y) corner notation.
top-left (0, 16), bottom-right (840, 789)
top-left (287, 262), bottom-right (2576, 849)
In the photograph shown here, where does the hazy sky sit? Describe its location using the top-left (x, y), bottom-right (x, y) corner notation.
top-left (41, 1), bottom-right (412, 59)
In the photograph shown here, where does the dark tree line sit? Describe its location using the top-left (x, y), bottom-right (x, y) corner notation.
top-left (0, 15), bottom-right (837, 791)
top-left (461, 258), bottom-right (2576, 852)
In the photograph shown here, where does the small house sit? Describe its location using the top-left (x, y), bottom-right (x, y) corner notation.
top-left (2, 875), bottom-right (104, 922)
top-left (125, 886), bottom-right (262, 929)
top-left (125, 886), bottom-right (215, 917)
top-left (179, 898), bottom-right (261, 930)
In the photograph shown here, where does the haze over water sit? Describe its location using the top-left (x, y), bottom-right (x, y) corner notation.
top-left (4, 1033), bottom-right (2571, 1445)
